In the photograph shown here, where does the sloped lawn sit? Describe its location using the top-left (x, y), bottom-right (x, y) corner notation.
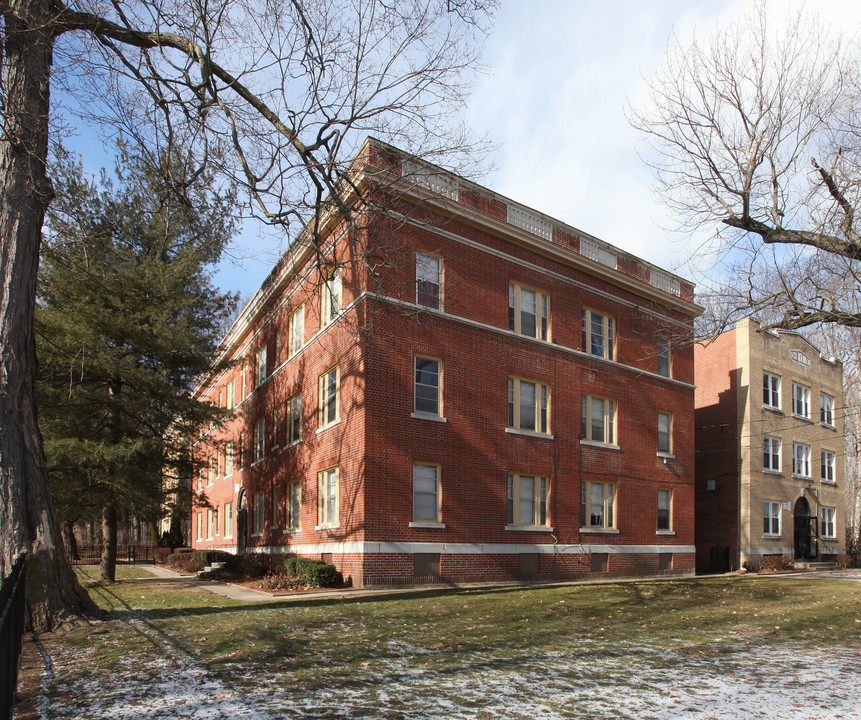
top-left (28, 571), bottom-right (861, 719)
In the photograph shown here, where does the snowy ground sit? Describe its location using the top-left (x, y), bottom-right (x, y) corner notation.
top-left (37, 614), bottom-right (861, 720)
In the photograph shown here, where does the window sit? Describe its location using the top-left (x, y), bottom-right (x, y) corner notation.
top-left (317, 467), bottom-right (339, 527)
top-left (656, 337), bottom-right (670, 377)
top-left (821, 450), bottom-right (836, 483)
top-left (206, 509), bottom-right (214, 540)
top-left (255, 345), bottom-right (267, 388)
top-left (581, 394), bottom-right (616, 445)
top-left (287, 393), bottom-right (302, 445)
top-left (224, 442), bottom-right (234, 477)
top-left (275, 331), bottom-right (281, 366)
top-left (253, 418), bottom-right (265, 463)
top-left (657, 411), bottom-right (672, 454)
top-left (208, 455), bottom-right (216, 486)
top-left (508, 378), bottom-right (550, 434)
top-left (507, 473), bottom-right (549, 527)
top-left (582, 308), bottom-right (615, 360)
top-left (763, 371), bottom-right (781, 409)
top-left (763, 436), bottom-right (781, 471)
top-left (413, 464), bottom-right (441, 522)
top-left (657, 489), bottom-right (672, 531)
top-left (581, 481), bottom-right (616, 529)
top-left (319, 366), bottom-right (340, 429)
top-left (322, 269), bottom-right (342, 327)
top-left (822, 507), bottom-right (836, 538)
top-left (237, 431), bottom-right (245, 470)
top-left (414, 356), bottom-right (441, 416)
top-left (286, 480), bottom-right (301, 530)
top-left (224, 502), bottom-right (233, 538)
top-left (763, 501), bottom-right (781, 536)
top-left (289, 305), bottom-right (304, 357)
top-left (416, 252), bottom-right (442, 309)
top-left (241, 363), bottom-right (248, 401)
top-left (793, 443), bottom-right (811, 477)
top-left (252, 492), bottom-right (265, 535)
top-left (509, 283), bottom-right (549, 340)
top-left (792, 383), bottom-right (810, 418)
top-left (226, 379), bottom-right (235, 410)
top-left (272, 408), bottom-right (280, 449)
top-left (272, 486), bottom-right (279, 528)
top-left (820, 394), bottom-right (835, 426)
top-left (196, 512), bottom-right (203, 540)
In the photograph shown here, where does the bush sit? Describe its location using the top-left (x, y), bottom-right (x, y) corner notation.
top-left (741, 560), bottom-right (760, 573)
top-left (166, 552), bottom-right (201, 571)
top-left (284, 556), bottom-right (341, 587)
top-left (192, 549), bottom-right (239, 571)
top-left (239, 553), bottom-right (281, 578)
top-left (173, 547), bottom-right (193, 554)
top-left (154, 547), bottom-right (171, 565)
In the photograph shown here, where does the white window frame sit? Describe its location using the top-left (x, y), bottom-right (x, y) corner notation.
top-left (763, 436), bottom-right (781, 472)
top-left (581, 480), bottom-right (616, 530)
top-left (223, 501), bottom-right (233, 539)
top-left (412, 463), bottom-right (441, 523)
top-left (509, 283), bottom-right (549, 340)
top-left (287, 393), bottom-right (302, 445)
top-left (582, 308), bottom-right (615, 360)
top-left (319, 366), bottom-right (340, 429)
top-left (657, 411), bottom-right (672, 454)
top-left (226, 379), bottom-right (235, 410)
top-left (196, 511), bottom-right (203, 540)
top-left (414, 356), bottom-right (441, 416)
top-left (508, 377), bottom-right (550, 434)
top-left (657, 488), bottom-right (672, 531)
top-left (225, 441), bottom-right (234, 478)
top-left (793, 442), bottom-right (811, 477)
top-left (255, 345), bottom-right (267, 388)
top-left (792, 383), bottom-right (811, 419)
top-left (416, 252), bottom-right (442, 310)
top-left (763, 500), bottom-right (781, 536)
top-left (507, 473), bottom-right (549, 528)
top-left (763, 371), bottom-right (781, 409)
top-left (821, 450), bottom-right (836, 483)
top-left (317, 467), bottom-right (340, 527)
top-left (206, 508), bottom-right (214, 540)
top-left (820, 393), bottom-right (835, 426)
top-left (252, 492), bottom-right (265, 536)
top-left (289, 305), bottom-right (304, 357)
top-left (322, 269), bottom-right (342, 327)
top-left (822, 507), bottom-right (836, 538)
top-left (656, 336), bottom-right (671, 378)
top-left (207, 455), bottom-right (215, 486)
top-left (286, 480), bottom-right (301, 530)
top-left (581, 394), bottom-right (616, 445)
top-left (253, 418), bottom-right (265, 464)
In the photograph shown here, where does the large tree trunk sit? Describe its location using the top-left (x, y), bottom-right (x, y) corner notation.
top-left (0, 0), bottom-right (97, 629)
top-left (61, 522), bottom-right (79, 561)
top-left (99, 502), bottom-right (118, 582)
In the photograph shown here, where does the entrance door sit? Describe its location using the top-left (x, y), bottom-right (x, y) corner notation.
top-left (237, 490), bottom-right (248, 555)
top-left (793, 497), bottom-right (818, 560)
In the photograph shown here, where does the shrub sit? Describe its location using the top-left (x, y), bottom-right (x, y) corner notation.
top-left (741, 560), bottom-right (760, 573)
top-left (239, 553), bottom-right (281, 578)
top-left (284, 556), bottom-right (341, 587)
top-left (173, 547), bottom-right (193, 554)
top-left (154, 547), bottom-right (171, 565)
top-left (191, 549), bottom-right (239, 571)
top-left (166, 552), bottom-right (202, 572)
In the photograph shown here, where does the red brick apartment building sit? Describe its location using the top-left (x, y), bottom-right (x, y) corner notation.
top-left (191, 139), bottom-right (701, 587)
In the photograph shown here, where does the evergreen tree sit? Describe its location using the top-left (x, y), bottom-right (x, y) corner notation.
top-left (36, 148), bottom-right (237, 582)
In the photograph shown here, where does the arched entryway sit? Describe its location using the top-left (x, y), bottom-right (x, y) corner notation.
top-left (237, 489), bottom-right (248, 555)
top-left (793, 497), bottom-right (818, 560)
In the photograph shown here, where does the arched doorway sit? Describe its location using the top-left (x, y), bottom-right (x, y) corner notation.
top-left (793, 497), bottom-right (818, 560)
top-left (237, 489), bottom-right (248, 555)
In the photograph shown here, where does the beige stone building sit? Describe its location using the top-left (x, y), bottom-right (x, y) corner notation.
top-left (695, 318), bottom-right (845, 571)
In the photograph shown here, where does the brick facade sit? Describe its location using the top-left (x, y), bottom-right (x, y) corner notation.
top-left (695, 318), bottom-right (845, 571)
top-left (191, 139), bottom-right (700, 586)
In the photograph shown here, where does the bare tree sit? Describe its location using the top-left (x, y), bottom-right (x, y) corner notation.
top-left (630, 3), bottom-right (861, 332)
top-left (0, 0), bottom-right (495, 630)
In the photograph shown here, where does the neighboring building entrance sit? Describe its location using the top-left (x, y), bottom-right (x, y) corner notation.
top-left (793, 498), bottom-right (818, 560)
top-left (237, 490), bottom-right (248, 555)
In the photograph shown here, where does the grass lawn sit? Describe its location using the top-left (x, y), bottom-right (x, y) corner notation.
top-left (36, 571), bottom-right (861, 719)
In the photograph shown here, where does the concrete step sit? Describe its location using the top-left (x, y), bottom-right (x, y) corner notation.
top-left (794, 560), bottom-right (839, 571)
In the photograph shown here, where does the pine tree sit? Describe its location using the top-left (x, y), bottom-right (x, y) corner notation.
top-left (36, 148), bottom-right (237, 582)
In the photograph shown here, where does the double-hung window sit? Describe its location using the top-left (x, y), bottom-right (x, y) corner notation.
top-left (508, 378), bottom-right (550, 434)
top-left (793, 442), bottom-right (811, 477)
top-left (581, 481), bottom-right (616, 529)
top-left (289, 305), bottom-right (304, 357)
top-left (319, 366), bottom-right (340, 429)
top-left (226, 379), bottom-right (235, 410)
top-left (287, 393), bottom-right (302, 444)
top-left (413, 464), bottom-right (441, 522)
top-left (657, 489), bottom-right (672, 531)
top-left (821, 450), bottom-right (836, 482)
top-left (582, 309), bottom-right (614, 360)
top-left (252, 492), bottom-right (265, 535)
top-left (207, 455), bottom-right (215, 486)
top-left (820, 394), bottom-right (834, 426)
top-left (224, 502), bottom-right (233, 538)
top-left (414, 356), bottom-right (441, 416)
top-left (656, 337), bottom-right (671, 377)
top-left (253, 418), bottom-right (265, 464)
top-left (272, 486), bottom-right (280, 529)
top-left (206, 509), bottom-right (214, 540)
top-left (581, 394), bottom-right (616, 445)
top-left (286, 480), bottom-right (301, 530)
top-left (255, 346), bottom-right (267, 388)
top-left (322, 269), bottom-right (342, 327)
top-left (763, 371), bottom-right (781, 409)
top-left (792, 383), bottom-right (810, 419)
top-left (416, 252), bottom-right (442, 309)
top-left (507, 474), bottom-right (549, 527)
top-left (317, 467), bottom-right (339, 527)
top-left (657, 412), bottom-right (672, 454)
top-left (509, 284), bottom-right (549, 340)
top-left (763, 501), bottom-right (781, 536)
top-left (763, 436), bottom-right (781, 471)
top-left (225, 442), bottom-right (234, 477)
top-left (822, 507), bottom-right (836, 538)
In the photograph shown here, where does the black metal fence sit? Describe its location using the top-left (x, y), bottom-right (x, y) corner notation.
top-left (1, 556), bottom-right (26, 720)
top-left (68, 544), bottom-right (154, 566)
